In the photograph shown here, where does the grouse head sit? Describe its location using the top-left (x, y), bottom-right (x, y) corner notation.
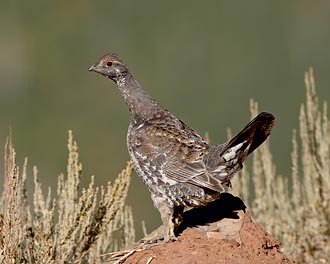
top-left (88, 53), bottom-right (129, 83)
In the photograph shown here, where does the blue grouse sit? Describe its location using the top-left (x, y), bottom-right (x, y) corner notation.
top-left (89, 53), bottom-right (275, 243)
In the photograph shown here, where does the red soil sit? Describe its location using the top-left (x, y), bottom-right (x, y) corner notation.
top-left (107, 193), bottom-right (296, 264)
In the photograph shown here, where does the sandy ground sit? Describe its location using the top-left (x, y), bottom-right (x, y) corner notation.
top-left (107, 193), bottom-right (296, 264)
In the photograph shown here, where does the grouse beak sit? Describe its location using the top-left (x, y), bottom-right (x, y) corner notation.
top-left (88, 64), bottom-right (113, 79)
top-left (88, 65), bottom-right (97, 72)
top-left (88, 64), bottom-right (105, 76)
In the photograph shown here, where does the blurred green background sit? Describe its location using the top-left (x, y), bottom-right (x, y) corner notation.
top-left (1, 0), bottom-right (330, 239)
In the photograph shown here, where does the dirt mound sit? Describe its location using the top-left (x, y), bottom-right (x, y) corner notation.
top-left (107, 193), bottom-right (296, 264)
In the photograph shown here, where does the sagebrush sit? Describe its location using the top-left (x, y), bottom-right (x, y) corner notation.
top-left (233, 68), bottom-right (330, 263)
top-left (0, 131), bottom-right (134, 264)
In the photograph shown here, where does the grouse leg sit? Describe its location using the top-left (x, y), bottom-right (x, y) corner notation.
top-left (158, 202), bottom-right (182, 242)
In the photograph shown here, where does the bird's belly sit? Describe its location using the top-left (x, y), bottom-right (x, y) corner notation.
top-left (126, 139), bottom-right (162, 186)
top-left (152, 182), bottom-right (219, 209)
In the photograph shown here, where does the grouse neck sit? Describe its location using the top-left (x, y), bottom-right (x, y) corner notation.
top-left (116, 72), bottom-right (163, 123)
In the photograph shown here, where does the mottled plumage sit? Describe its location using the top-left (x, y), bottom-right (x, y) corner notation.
top-left (89, 53), bottom-right (275, 243)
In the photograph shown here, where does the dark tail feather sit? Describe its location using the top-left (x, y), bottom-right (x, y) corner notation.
top-left (222, 112), bottom-right (275, 156)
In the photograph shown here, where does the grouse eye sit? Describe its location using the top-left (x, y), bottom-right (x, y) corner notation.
top-left (106, 61), bottom-right (113, 67)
